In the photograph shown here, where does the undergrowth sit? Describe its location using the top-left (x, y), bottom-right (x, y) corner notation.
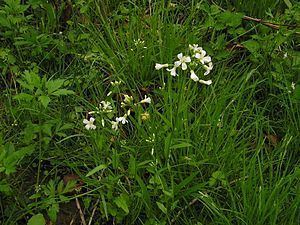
top-left (0, 0), bottom-right (299, 225)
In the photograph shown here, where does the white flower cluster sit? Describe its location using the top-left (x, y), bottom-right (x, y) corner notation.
top-left (83, 82), bottom-right (152, 131)
top-left (155, 44), bottom-right (213, 85)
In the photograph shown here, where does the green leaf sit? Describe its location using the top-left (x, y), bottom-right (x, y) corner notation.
top-left (23, 70), bottom-right (41, 89)
top-left (17, 79), bottom-right (34, 91)
top-left (63, 180), bottom-right (77, 194)
top-left (114, 193), bottom-right (129, 214)
top-left (242, 40), bottom-right (260, 56)
top-left (156, 201), bottom-right (167, 214)
top-left (14, 93), bottom-right (34, 101)
top-left (170, 142), bottom-right (193, 149)
top-left (294, 85), bottom-right (300, 100)
top-left (48, 204), bottom-right (59, 222)
top-left (42, 122), bottom-right (53, 136)
top-left (29, 193), bottom-right (41, 199)
top-left (57, 180), bottom-right (64, 193)
top-left (128, 155), bottom-right (136, 177)
top-left (41, 3), bottom-right (56, 28)
top-left (27, 214), bottom-right (46, 225)
top-left (38, 95), bottom-right (51, 108)
top-left (86, 164), bottom-right (107, 177)
top-left (51, 89), bottom-right (74, 96)
top-left (0, 16), bottom-right (10, 28)
top-left (175, 172), bottom-right (199, 193)
top-left (164, 133), bottom-right (172, 159)
top-left (283, 0), bottom-right (292, 8)
top-left (0, 179), bottom-right (12, 195)
top-left (3, 145), bottom-right (35, 175)
top-left (219, 11), bottom-right (244, 27)
top-left (46, 79), bottom-right (65, 94)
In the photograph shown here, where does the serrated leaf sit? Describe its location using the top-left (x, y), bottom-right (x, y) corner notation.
top-left (29, 193), bottom-right (41, 199)
top-left (4, 145), bottom-right (35, 175)
top-left (14, 93), bottom-right (34, 101)
top-left (46, 79), bottom-right (65, 94)
top-left (51, 89), bottom-right (74, 96)
top-left (27, 214), bottom-right (46, 225)
top-left (48, 204), bottom-right (59, 222)
top-left (86, 164), bottom-right (107, 177)
top-left (0, 179), bottom-right (12, 195)
top-left (114, 194), bottom-right (129, 214)
top-left (38, 95), bottom-right (51, 108)
top-left (23, 70), bottom-right (41, 89)
top-left (57, 180), bottom-right (64, 193)
top-left (156, 201), bottom-right (167, 214)
top-left (63, 180), bottom-right (76, 193)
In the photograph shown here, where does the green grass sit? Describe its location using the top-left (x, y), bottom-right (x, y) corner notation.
top-left (0, 0), bottom-right (299, 224)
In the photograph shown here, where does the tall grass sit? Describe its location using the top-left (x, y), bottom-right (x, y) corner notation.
top-left (0, 0), bottom-right (299, 224)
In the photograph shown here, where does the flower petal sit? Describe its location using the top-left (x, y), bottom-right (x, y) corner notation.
top-left (201, 49), bottom-right (206, 56)
top-left (182, 63), bottom-right (187, 70)
top-left (204, 70), bottom-right (211, 76)
top-left (194, 53), bottom-right (201, 59)
top-left (155, 63), bottom-right (169, 70)
top-left (190, 70), bottom-right (199, 82)
top-left (167, 67), bottom-right (177, 76)
top-left (199, 79), bottom-right (212, 85)
top-left (177, 53), bottom-right (183, 59)
top-left (201, 56), bottom-right (211, 64)
top-left (174, 61), bottom-right (181, 67)
top-left (185, 56), bottom-right (191, 62)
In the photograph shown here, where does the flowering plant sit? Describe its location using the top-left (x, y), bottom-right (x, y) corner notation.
top-left (83, 81), bottom-right (152, 131)
top-left (155, 44), bottom-right (213, 85)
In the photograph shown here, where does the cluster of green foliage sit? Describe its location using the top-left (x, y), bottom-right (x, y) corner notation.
top-left (0, 0), bottom-right (299, 224)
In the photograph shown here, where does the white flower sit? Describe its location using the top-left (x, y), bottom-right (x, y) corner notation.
top-left (195, 51), bottom-right (211, 64)
top-left (140, 95), bottom-right (151, 104)
top-left (155, 63), bottom-right (169, 70)
top-left (83, 117), bottom-right (96, 130)
top-left (190, 70), bottom-right (199, 82)
top-left (116, 116), bottom-right (128, 124)
top-left (291, 82), bottom-right (295, 90)
top-left (174, 53), bottom-right (191, 70)
top-left (100, 101), bottom-right (112, 112)
top-left (101, 119), bottom-right (105, 127)
top-left (111, 121), bottom-right (119, 130)
top-left (199, 79), bottom-right (212, 85)
top-left (189, 44), bottom-right (203, 52)
top-left (166, 67), bottom-right (177, 76)
top-left (204, 62), bottom-right (213, 75)
top-left (284, 53), bottom-right (288, 59)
